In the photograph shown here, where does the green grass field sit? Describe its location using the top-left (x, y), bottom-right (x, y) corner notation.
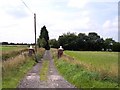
top-left (1, 45), bottom-right (27, 52)
top-left (64, 51), bottom-right (118, 76)
top-left (64, 51), bottom-right (118, 66)
top-left (1, 45), bottom-right (28, 61)
top-left (1, 46), bottom-right (21, 51)
top-left (52, 50), bottom-right (119, 88)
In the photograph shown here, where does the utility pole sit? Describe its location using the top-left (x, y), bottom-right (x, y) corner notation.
top-left (34, 13), bottom-right (37, 53)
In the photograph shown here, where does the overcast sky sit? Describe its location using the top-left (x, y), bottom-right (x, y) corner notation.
top-left (0, 0), bottom-right (119, 43)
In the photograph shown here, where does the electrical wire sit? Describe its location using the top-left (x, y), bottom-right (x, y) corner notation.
top-left (20, 0), bottom-right (44, 27)
top-left (21, 0), bottom-right (34, 14)
top-left (20, 0), bottom-right (44, 35)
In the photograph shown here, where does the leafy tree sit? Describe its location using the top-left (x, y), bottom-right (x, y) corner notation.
top-left (38, 25), bottom-right (50, 50)
top-left (77, 33), bottom-right (88, 50)
top-left (38, 30), bottom-right (119, 52)
top-left (49, 39), bottom-right (59, 48)
top-left (112, 42), bottom-right (120, 52)
top-left (37, 38), bottom-right (47, 48)
top-left (40, 26), bottom-right (49, 40)
top-left (58, 32), bottom-right (78, 50)
top-left (58, 32), bottom-right (105, 51)
top-left (103, 38), bottom-right (115, 51)
top-left (87, 32), bottom-right (103, 51)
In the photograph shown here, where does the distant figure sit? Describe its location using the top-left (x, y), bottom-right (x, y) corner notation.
top-left (28, 46), bottom-right (35, 56)
top-left (58, 46), bottom-right (63, 59)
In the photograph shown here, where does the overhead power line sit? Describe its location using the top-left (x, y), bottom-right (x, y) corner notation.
top-left (21, 0), bottom-right (43, 28)
top-left (21, 0), bottom-right (34, 14)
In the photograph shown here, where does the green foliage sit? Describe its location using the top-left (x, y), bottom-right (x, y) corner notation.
top-left (58, 32), bottom-right (104, 51)
top-left (2, 57), bottom-right (36, 88)
top-left (38, 26), bottom-right (50, 50)
top-left (58, 32), bottom-right (78, 50)
top-left (112, 42), bottom-right (120, 52)
top-left (57, 32), bottom-right (120, 51)
top-left (35, 48), bottom-right (45, 62)
top-left (40, 26), bottom-right (49, 41)
top-left (38, 38), bottom-right (47, 48)
top-left (87, 32), bottom-right (104, 51)
top-left (49, 39), bottom-right (59, 48)
top-left (103, 38), bottom-right (115, 51)
top-left (54, 58), bottom-right (118, 88)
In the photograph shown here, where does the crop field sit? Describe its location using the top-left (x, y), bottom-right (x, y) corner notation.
top-left (53, 50), bottom-right (119, 88)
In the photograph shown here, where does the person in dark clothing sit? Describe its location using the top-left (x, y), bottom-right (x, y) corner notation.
top-left (58, 46), bottom-right (63, 59)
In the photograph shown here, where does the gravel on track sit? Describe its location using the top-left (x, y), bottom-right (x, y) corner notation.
top-left (18, 50), bottom-right (76, 88)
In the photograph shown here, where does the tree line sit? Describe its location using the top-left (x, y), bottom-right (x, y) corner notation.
top-left (3, 26), bottom-right (119, 52)
top-left (1, 42), bottom-right (35, 45)
top-left (37, 26), bottom-right (120, 52)
top-left (49, 32), bottom-right (120, 52)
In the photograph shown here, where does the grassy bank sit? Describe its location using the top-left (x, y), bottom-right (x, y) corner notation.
top-left (2, 47), bottom-right (45, 88)
top-left (52, 49), bottom-right (118, 88)
top-left (2, 56), bottom-right (36, 88)
top-left (54, 58), bottom-right (118, 88)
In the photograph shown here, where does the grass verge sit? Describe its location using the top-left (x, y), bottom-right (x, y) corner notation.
top-left (51, 49), bottom-right (119, 88)
top-left (40, 60), bottom-right (49, 81)
top-left (2, 47), bottom-right (45, 88)
top-left (54, 58), bottom-right (118, 88)
top-left (2, 56), bottom-right (36, 88)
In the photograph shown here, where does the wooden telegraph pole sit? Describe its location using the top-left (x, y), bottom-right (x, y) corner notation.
top-left (34, 13), bottom-right (37, 53)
